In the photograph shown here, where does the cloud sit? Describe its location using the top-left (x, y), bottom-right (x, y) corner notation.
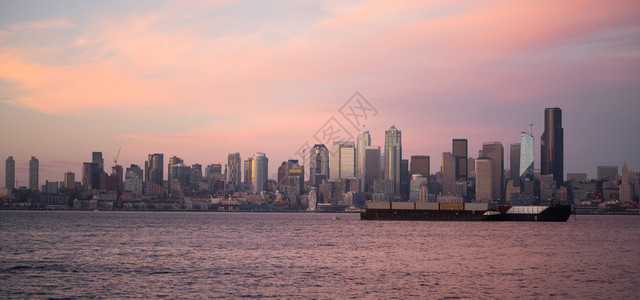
top-left (6, 17), bottom-right (75, 31)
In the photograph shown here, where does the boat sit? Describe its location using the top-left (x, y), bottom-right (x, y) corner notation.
top-left (360, 201), bottom-right (572, 222)
top-left (331, 216), bottom-right (341, 220)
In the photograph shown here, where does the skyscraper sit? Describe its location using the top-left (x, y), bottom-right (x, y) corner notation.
top-left (357, 131), bottom-right (371, 190)
top-left (251, 153), bottom-right (268, 193)
top-left (541, 107), bottom-right (563, 187)
top-left (475, 157), bottom-right (493, 202)
top-left (145, 153), bottom-right (164, 195)
top-left (244, 158), bottom-right (253, 185)
top-left (452, 139), bottom-right (468, 181)
top-left (309, 144), bottom-right (329, 187)
top-left (330, 141), bottom-right (355, 180)
top-left (482, 142), bottom-right (504, 201)
top-left (620, 162), bottom-right (631, 202)
top-left (29, 156), bottom-right (38, 190)
top-left (63, 171), bottom-right (75, 190)
top-left (363, 146), bottom-right (381, 193)
top-left (442, 152), bottom-right (456, 194)
top-left (410, 155), bottom-right (430, 177)
top-left (509, 143), bottom-right (520, 181)
top-left (124, 164), bottom-right (144, 195)
top-left (519, 132), bottom-right (534, 184)
top-left (5, 156), bottom-right (15, 189)
top-left (92, 152), bottom-right (104, 172)
top-left (226, 153), bottom-right (241, 190)
top-left (384, 125), bottom-right (402, 194)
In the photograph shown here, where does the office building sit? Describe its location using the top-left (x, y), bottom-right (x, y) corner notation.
top-left (251, 153), bottom-right (268, 193)
top-left (384, 125), bottom-right (402, 194)
top-left (226, 153), bottom-right (241, 190)
top-left (63, 171), bottom-right (75, 190)
top-left (509, 143), bottom-right (520, 181)
top-left (244, 158), bottom-right (253, 185)
top-left (519, 132), bottom-right (534, 184)
top-left (92, 152), bottom-right (104, 172)
top-left (29, 156), bottom-right (39, 190)
top-left (541, 107), bottom-right (563, 187)
top-left (452, 139), bottom-right (468, 181)
top-left (442, 152), bottom-right (456, 194)
top-left (124, 164), bottom-right (144, 195)
top-left (145, 153), bottom-right (164, 195)
top-left (620, 162), bottom-right (631, 202)
top-left (5, 156), bottom-right (15, 189)
top-left (597, 166), bottom-right (618, 181)
top-left (482, 142), bottom-right (504, 201)
top-left (357, 131), bottom-right (371, 190)
top-left (410, 155), bottom-right (430, 177)
top-left (330, 141), bottom-right (356, 180)
top-left (400, 159), bottom-right (409, 199)
top-left (363, 146), bottom-right (380, 193)
top-left (475, 157), bottom-right (493, 202)
top-left (409, 174), bottom-right (428, 202)
top-left (309, 144), bottom-right (329, 187)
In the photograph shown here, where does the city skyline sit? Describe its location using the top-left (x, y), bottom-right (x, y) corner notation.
top-left (1, 1), bottom-right (639, 183)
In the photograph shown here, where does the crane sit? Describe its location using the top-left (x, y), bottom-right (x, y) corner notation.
top-left (113, 147), bottom-right (121, 166)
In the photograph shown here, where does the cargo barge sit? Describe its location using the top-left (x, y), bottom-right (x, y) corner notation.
top-left (360, 201), bottom-right (572, 222)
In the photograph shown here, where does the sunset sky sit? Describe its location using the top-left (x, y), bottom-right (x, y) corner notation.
top-left (1, 0), bottom-right (639, 185)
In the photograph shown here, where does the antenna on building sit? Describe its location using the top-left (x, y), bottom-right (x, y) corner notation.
top-left (529, 123), bottom-right (533, 136)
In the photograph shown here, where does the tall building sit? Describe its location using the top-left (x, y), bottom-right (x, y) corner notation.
top-left (278, 159), bottom-right (304, 196)
top-left (124, 164), bottom-right (144, 195)
top-left (384, 125), bottom-right (402, 194)
top-left (509, 143), bottom-right (520, 181)
top-left (167, 156), bottom-right (183, 192)
top-left (356, 131), bottom-right (371, 190)
top-left (309, 144), bottom-right (329, 187)
top-left (244, 158), bottom-right (253, 185)
top-left (363, 146), bottom-right (381, 193)
top-left (63, 171), bottom-right (75, 190)
top-left (29, 156), bottom-right (39, 190)
top-left (226, 153), bottom-right (241, 190)
top-left (519, 132), bottom-right (534, 184)
top-left (5, 156), bottom-right (15, 189)
top-left (82, 162), bottom-right (97, 191)
top-left (410, 155), bottom-right (430, 177)
top-left (482, 142), bottom-right (504, 201)
top-left (452, 139), bottom-right (468, 181)
top-left (204, 164), bottom-right (222, 176)
top-left (597, 166), bottom-right (618, 181)
top-left (475, 157), bottom-right (493, 202)
top-left (92, 152), bottom-right (104, 172)
top-left (330, 141), bottom-right (356, 180)
top-left (191, 163), bottom-right (202, 184)
top-left (620, 162), bottom-right (631, 202)
top-left (400, 159), bottom-right (409, 199)
top-left (251, 153), bottom-right (268, 193)
top-left (145, 153), bottom-right (164, 195)
top-left (442, 152), bottom-right (456, 194)
top-left (541, 107), bottom-right (563, 187)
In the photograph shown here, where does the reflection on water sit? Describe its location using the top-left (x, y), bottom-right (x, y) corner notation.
top-left (1, 211), bottom-right (638, 299)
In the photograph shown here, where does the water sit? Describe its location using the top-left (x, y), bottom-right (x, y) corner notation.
top-left (1, 211), bottom-right (638, 299)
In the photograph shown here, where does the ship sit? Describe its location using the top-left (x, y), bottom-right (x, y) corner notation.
top-left (360, 201), bottom-right (572, 222)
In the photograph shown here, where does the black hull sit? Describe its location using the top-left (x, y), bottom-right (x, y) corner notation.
top-left (361, 204), bottom-right (572, 222)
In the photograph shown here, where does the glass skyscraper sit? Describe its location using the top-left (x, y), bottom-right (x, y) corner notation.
top-left (519, 132), bottom-right (534, 184)
top-left (384, 125), bottom-right (402, 195)
top-left (541, 107), bottom-right (563, 187)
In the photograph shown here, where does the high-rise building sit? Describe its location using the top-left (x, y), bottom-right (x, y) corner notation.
top-left (509, 143), bottom-right (520, 181)
top-left (400, 159), bottom-right (409, 199)
top-left (541, 107), bottom-right (563, 187)
top-left (310, 144), bottom-right (329, 187)
top-left (251, 153), bottom-right (268, 193)
top-left (363, 146), bottom-right (380, 193)
top-left (410, 155), bottom-right (430, 177)
top-left (191, 163), bottom-right (202, 184)
top-left (442, 152), bottom-right (456, 194)
top-left (63, 171), bottom-right (75, 190)
top-left (475, 157), bottom-right (493, 202)
top-left (29, 156), bottom-right (39, 190)
top-left (330, 141), bottom-right (356, 180)
top-left (409, 174), bottom-right (428, 202)
top-left (204, 164), bottom-right (222, 177)
top-left (145, 153), bottom-right (164, 195)
top-left (357, 131), bottom-right (371, 191)
top-left (244, 158), bottom-right (253, 185)
top-left (92, 152), bottom-right (104, 172)
top-left (82, 162), bottom-right (97, 191)
top-left (278, 159), bottom-right (304, 195)
top-left (597, 166), bottom-right (618, 181)
top-left (620, 162), bottom-right (631, 202)
top-left (482, 142), bottom-right (504, 201)
top-left (5, 156), bottom-right (15, 189)
top-left (519, 132), bottom-right (534, 184)
top-left (124, 164), bottom-right (144, 195)
top-left (384, 125), bottom-right (402, 194)
top-left (452, 139), bottom-right (468, 181)
top-left (226, 153), bottom-right (241, 191)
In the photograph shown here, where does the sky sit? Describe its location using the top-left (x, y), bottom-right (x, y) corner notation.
top-left (1, 0), bottom-right (639, 186)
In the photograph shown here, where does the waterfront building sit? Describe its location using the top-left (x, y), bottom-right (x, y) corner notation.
top-left (541, 107), bottom-right (563, 187)
top-left (251, 153), bottom-right (268, 193)
top-left (441, 152), bottom-right (456, 195)
top-left (410, 155), bottom-right (430, 177)
top-left (475, 157), bottom-right (493, 202)
top-left (384, 125), bottom-right (402, 195)
top-left (278, 159), bottom-right (304, 196)
top-left (5, 156), bottom-right (15, 189)
top-left (309, 144), bottom-right (329, 187)
top-left (452, 139), bottom-right (468, 181)
top-left (620, 162), bottom-right (631, 202)
top-left (482, 142), bottom-right (504, 201)
top-left (29, 156), bottom-right (39, 190)
top-left (409, 174), bottom-right (428, 202)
